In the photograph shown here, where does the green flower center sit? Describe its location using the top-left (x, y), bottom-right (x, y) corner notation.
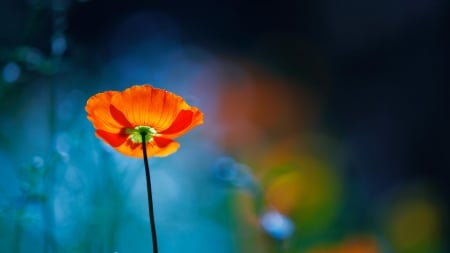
top-left (126, 126), bottom-right (158, 143)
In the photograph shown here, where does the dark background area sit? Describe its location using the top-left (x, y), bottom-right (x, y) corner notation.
top-left (66, 0), bottom-right (450, 198)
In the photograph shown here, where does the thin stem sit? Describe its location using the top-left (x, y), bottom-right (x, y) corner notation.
top-left (141, 132), bottom-right (158, 253)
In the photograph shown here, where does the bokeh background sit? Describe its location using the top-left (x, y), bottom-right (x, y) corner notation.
top-left (0, 0), bottom-right (448, 252)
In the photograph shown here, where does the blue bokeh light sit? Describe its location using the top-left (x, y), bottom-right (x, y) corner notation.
top-left (2, 62), bottom-right (21, 83)
top-left (260, 210), bottom-right (295, 240)
top-left (51, 33), bottom-right (67, 56)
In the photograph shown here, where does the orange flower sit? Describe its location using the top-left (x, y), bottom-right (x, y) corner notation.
top-left (85, 84), bottom-right (204, 158)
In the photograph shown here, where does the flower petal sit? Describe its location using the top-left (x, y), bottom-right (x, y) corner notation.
top-left (95, 130), bottom-right (128, 147)
top-left (160, 110), bottom-right (193, 134)
top-left (85, 91), bottom-right (125, 133)
top-left (160, 108), bottom-right (204, 138)
top-left (86, 84), bottom-right (203, 159)
top-left (110, 104), bottom-right (132, 127)
top-left (114, 138), bottom-right (180, 158)
top-left (153, 137), bottom-right (180, 156)
top-left (110, 85), bottom-right (187, 131)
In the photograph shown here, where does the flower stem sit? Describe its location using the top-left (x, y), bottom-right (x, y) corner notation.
top-left (141, 133), bottom-right (158, 253)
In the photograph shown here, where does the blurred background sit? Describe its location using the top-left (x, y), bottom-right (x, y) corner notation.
top-left (0, 0), bottom-right (448, 252)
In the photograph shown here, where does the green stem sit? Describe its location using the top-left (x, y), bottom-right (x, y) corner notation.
top-left (141, 132), bottom-right (159, 253)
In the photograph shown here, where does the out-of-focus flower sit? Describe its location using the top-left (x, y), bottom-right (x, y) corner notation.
top-left (196, 61), bottom-right (317, 155)
top-left (85, 84), bottom-right (203, 158)
top-left (384, 188), bottom-right (443, 253)
top-left (263, 153), bottom-right (341, 234)
top-left (335, 236), bottom-right (380, 253)
top-left (306, 236), bottom-right (380, 253)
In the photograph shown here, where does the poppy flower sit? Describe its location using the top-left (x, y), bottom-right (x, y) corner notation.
top-left (85, 84), bottom-right (204, 158)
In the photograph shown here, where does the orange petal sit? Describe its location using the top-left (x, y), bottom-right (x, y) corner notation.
top-left (95, 130), bottom-right (128, 147)
top-left (115, 140), bottom-right (180, 158)
top-left (153, 137), bottom-right (181, 156)
top-left (86, 91), bottom-right (125, 133)
top-left (160, 110), bottom-right (193, 134)
top-left (114, 138), bottom-right (180, 158)
top-left (110, 85), bottom-right (188, 131)
top-left (110, 104), bottom-right (132, 127)
top-left (160, 108), bottom-right (204, 138)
